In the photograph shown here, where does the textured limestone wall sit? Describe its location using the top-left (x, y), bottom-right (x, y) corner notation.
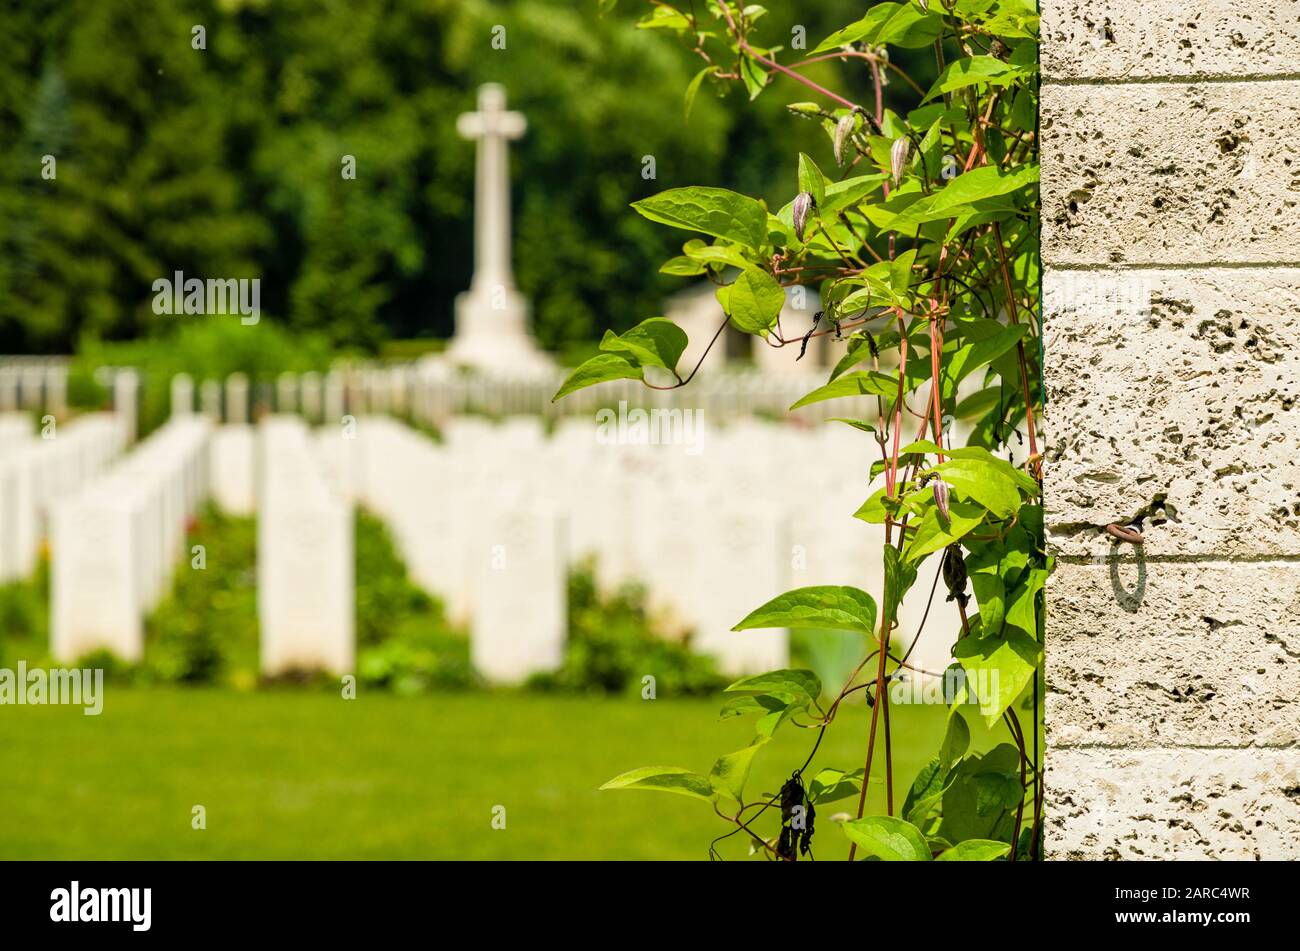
top-left (1040, 2), bottom-right (1300, 859)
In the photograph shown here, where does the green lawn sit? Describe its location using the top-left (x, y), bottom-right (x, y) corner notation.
top-left (0, 688), bottom-right (1007, 860)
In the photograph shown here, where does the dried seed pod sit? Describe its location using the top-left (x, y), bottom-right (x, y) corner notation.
top-left (792, 191), bottom-right (814, 242)
top-left (833, 112), bottom-right (857, 165)
top-left (890, 137), bottom-right (910, 186)
top-left (942, 543), bottom-right (969, 608)
top-left (932, 477), bottom-right (951, 521)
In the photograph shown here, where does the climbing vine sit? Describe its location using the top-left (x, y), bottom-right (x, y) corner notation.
top-left (557, 0), bottom-right (1046, 860)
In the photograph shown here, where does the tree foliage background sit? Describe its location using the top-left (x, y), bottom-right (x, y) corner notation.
top-left (0, 0), bottom-right (911, 356)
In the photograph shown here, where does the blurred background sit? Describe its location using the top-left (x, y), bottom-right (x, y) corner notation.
top-left (0, 0), bottom-right (929, 359)
top-left (0, 0), bottom-right (982, 861)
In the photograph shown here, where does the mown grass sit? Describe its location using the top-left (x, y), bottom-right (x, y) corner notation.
top-left (0, 688), bottom-right (1014, 860)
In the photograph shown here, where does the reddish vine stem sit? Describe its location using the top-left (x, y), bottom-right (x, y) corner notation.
top-left (698, 0), bottom-right (1042, 862)
top-left (715, 0), bottom-right (863, 112)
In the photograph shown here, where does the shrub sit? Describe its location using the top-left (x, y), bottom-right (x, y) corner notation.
top-left (529, 560), bottom-right (725, 698)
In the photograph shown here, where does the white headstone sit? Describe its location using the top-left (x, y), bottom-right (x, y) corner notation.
top-left (300, 371), bottom-right (322, 423)
top-left (226, 373), bottom-right (249, 425)
top-left (113, 369), bottom-right (139, 443)
top-left (210, 425), bottom-right (255, 516)
top-left (258, 417), bottom-right (354, 676)
top-left (692, 502), bottom-right (790, 675)
top-left (20, 365), bottom-right (43, 410)
top-left (323, 371), bottom-right (344, 427)
top-left (199, 379), bottom-right (222, 421)
top-left (171, 373), bottom-right (194, 416)
top-left (51, 501), bottom-right (141, 661)
top-left (276, 372), bottom-right (298, 414)
top-left (0, 449), bottom-right (38, 583)
top-left (472, 495), bottom-right (566, 684)
top-left (0, 368), bottom-right (16, 411)
top-left (46, 365), bottom-right (67, 417)
top-left (50, 418), bottom-right (210, 661)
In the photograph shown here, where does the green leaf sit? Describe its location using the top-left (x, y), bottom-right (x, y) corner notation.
top-left (739, 54), bottom-right (767, 100)
top-left (884, 164), bottom-right (1039, 234)
top-left (632, 186), bottom-right (769, 249)
top-left (727, 267), bottom-right (785, 336)
top-left (939, 744), bottom-right (1022, 842)
top-left (659, 255), bottom-right (706, 276)
top-left (733, 585), bottom-right (878, 635)
top-left (842, 815), bottom-right (932, 861)
top-left (598, 317), bottom-right (688, 375)
top-left (797, 152), bottom-right (826, 207)
top-left (709, 738), bottom-right (770, 804)
top-left (927, 458), bottom-right (1021, 520)
top-left (904, 499), bottom-right (986, 563)
top-left (943, 324), bottom-right (1029, 394)
top-left (935, 839), bottom-right (1011, 861)
top-left (828, 418), bottom-right (876, 435)
top-left (821, 173), bottom-right (887, 216)
top-left (684, 242), bottom-right (752, 270)
top-left (600, 765), bottom-right (715, 801)
top-left (552, 353), bottom-right (643, 402)
top-left (813, 2), bottom-right (944, 54)
top-left (952, 627), bottom-right (1040, 725)
top-left (725, 669), bottom-right (822, 705)
top-left (889, 249), bottom-right (918, 303)
top-left (636, 6), bottom-right (691, 31)
top-left (923, 55), bottom-right (1029, 102)
top-left (953, 386), bottom-right (1003, 420)
top-left (901, 757), bottom-right (951, 828)
top-left (927, 164), bottom-right (1039, 216)
top-left (965, 542), bottom-right (1007, 635)
top-left (882, 546), bottom-right (917, 626)
top-left (790, 370), bottom-right (899, 410)
top-left (718, 692), bottom-right (795, 719)
top-left (940, 710), bottom-right (970, 767)
top-left (718, 693), bottom-right (807, 738)
top-left (808, 767), bottom-right (865, 804)
top-left (974, 770), bottom-right (1025, 815)
top-left (902, 441), bottom-right (1039, 496)
top-left (684, 66), bottom-right (713, 121)
top-left (853, 486), bottom-right (895, 525)
top-left (828, 334), bottom-right (878, 382)
top-left (1005, 566), bottom-right (1049, 636)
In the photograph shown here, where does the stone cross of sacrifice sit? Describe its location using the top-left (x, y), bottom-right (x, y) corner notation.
top-left (456, 83), bottom-right (526, 296)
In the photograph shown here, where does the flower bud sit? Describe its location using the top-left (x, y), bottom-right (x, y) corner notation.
top-left (890, 137), bottom-right (910, 186)
top-left (792, 191), bottom-right (814, 242)
top-left (931, 477), bottom-right (950, 520)
top-left (834, 112), bottom-right (856, 166)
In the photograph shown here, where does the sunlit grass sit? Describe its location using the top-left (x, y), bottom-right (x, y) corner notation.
top-left (0, 688), bottom-right (1019, 860)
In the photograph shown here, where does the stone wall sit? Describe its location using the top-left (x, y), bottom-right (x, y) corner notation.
top-left (1040, 2), bottom-right (1300, 858)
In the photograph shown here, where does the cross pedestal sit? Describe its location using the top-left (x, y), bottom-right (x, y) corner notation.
top-left (444, 84), bottom-right (553, 376)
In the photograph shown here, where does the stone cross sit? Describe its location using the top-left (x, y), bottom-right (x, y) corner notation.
top-left (457, 83), bottom-right (526, 295)
top-left (440, 84), bottom-right (552, 376)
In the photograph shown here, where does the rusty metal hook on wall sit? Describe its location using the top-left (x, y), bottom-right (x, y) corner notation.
top-left (1105, 522), bottom-right (1144, 545)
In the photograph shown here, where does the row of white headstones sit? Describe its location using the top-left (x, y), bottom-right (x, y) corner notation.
top-left (4, 377), bottom-right (963, 683)
top-left (170, 363), bottom-right (839, 429)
